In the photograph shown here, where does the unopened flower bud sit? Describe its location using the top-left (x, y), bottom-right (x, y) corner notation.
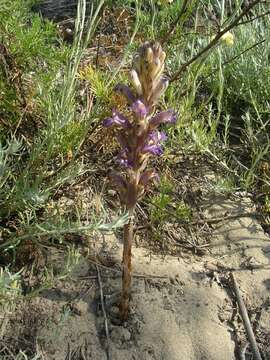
top-left (132, 100), bottom-right (148, 119)
top-left (149, 77), bottom-right (169, 105)
top-left (133, 55), bottom-right (141, 73)
top-left (160, 51), bottom-right (166, 64)
top-left (146, 47), bottom-right (154, 63)
top-left (150, 109), bottom-right (177, 127)
top-left (153, 42), bottom-right (162, 57)
top-left (130, 69), bottom-right (142, 96)
top-left (139, 169), bottom-right (160, 187)
top-left (150, 58), bottom-right (161, 79)
top-left (109, 172), bottom-right (127, 190)
top-left (114, 84), bottom-right (136, 104)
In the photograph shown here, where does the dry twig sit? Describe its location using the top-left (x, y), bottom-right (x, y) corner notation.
top-left (236, 9), bottom-right (270, 26)
top-left (96, 265), bottom-right (112, 360)
top-left (230, 272), bottom-right (262, 360)
top-left (240, 342), bottom-right (249, 360)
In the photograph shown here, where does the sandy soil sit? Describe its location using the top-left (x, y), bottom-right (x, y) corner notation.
top-left (3, 192), bottom-right (270, 360)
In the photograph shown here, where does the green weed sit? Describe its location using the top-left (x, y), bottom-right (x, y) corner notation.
top-left (150, 176), bottom-right (192, 223)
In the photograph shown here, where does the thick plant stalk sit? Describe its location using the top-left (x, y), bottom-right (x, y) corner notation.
top-left (103, 42), bottom-right (177, 321)
top-left (119, 212), bottom-right (134, 321)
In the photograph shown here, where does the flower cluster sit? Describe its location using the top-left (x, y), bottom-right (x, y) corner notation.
top-left (221, 31), bottom-right (234, 47)
top-left (103, 42), bottom-right (177, 209)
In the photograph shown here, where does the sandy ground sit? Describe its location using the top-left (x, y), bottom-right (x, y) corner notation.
top-left (3, 192), bottom-right (270, 360)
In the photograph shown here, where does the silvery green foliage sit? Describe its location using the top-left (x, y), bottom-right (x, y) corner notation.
top-left (0, 267), bottom-right (22, 313)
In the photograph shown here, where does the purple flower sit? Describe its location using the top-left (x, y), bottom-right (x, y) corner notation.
top-left (142, 144), bottom-right (163, 156)
top-left (142, 130), bottom-right (167, 156)
top-left (103, 118), bottom-right (115, 127)
top-left (103, 110), bottom-right (131, 129)
top-left (148, 130), bottom-right (167, 143)
top-left (131, 100), bottom-right (148, 118)
top-left (150, 109), bottom-right (177, 127)
top-left (114, 84), bottom-right (136, 104)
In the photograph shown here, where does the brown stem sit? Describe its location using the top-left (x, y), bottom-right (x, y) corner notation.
top-left (230, 273), bottom-right (263, 360)
top-left (119, 212), bottom-right (134, 322)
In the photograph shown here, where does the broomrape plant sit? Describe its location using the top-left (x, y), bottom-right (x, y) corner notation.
top-left (103, 42), bottom-right (177, 321)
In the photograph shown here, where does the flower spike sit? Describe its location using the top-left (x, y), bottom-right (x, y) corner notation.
top-left (102, 42), bottom-right (177, 322)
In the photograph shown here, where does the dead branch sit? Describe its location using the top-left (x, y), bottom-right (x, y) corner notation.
top-left (230, 272), bottom-right (263, 360)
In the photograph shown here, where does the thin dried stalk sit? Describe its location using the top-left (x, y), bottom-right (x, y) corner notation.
top-left (230, 273), bottom-right (262, 360)
top-left (96, 265), bottom-right (111, 360)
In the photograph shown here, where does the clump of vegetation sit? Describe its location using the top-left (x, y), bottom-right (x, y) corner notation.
top-left (0, 0), bottom-right (124, 296)
top-left (150, 176), bottom-right (191, 223)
